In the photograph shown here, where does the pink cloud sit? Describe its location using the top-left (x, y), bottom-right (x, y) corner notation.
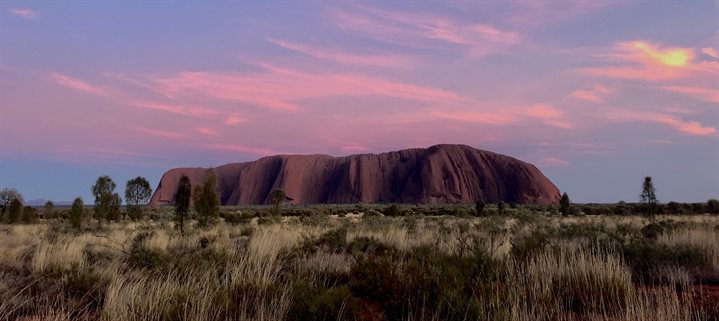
top-left (660, 86), bottom-right (719, 104)
top-left (341, 144), bottom-right (369, 152)
top-left (268, 38), bottom-right (418, 68)
top-left (431, 110), bottom-right (520, 125)
top-left (580, 41), bottom-right (717, 81)
top-left (50, 145), bottom-right (159, 166)
top-left (136, 128), bottom-right (184, 139)
top-left (606, 110), bottom-right (718, 137)
top-left (569, 84), bottom-right (613, 102)
top-left (9, 8), bottom-right (36, 19)
top-left (49, 73), bottom-right (107, 96)
top-left (201, 143), bottom-right (278, 156)
top-left (224, 115), bottom-right (247, 126)
top-left (128, 101), bottom-right (219, 118)
top-left (195, 127), bottom-right (217, 136)
top-left (147, 65), bottom-right (467, 112)
top-left (505, 1), bottom-right (615, 29)
top-left (541, 157), bottom-right (570, 167)
top-left (701, 47), bottom-right (719, 59)
top-left (525, 104), bottom-right (574, 129)
top-left (328, 5), bottom-right (519, 57)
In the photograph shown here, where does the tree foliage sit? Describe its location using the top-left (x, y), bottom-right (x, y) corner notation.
top-left (6, 198), bottom-right (23, 223)
top-left (640, 176), bottom-right (658, 217)
top-left (560, 192), bottom-right (571, 216)
top-left (270, 189), bottom-right (286, 216)
top-left (707, 199), bottom-right (719, 214)
top-left (0, 187), bottom-right (23, 215)
top-left (475, 200), bottom-right (486, 216)
top-left (108, 193), bottom-right (122, 221)
top-left (21, 206), bottom-right (37, 224)
top-left (125, 177), bottom-right (152, 220)
top-left (194, 170), bottom-right (220, 226)
top-left (44, 200), bottom-right (55, 219)
top-left (174, 175), bottom-right (192, 234)
top-left (70, 197), bottom-right (84, 230)
top-left (92, 176), bottom-right (118, 224)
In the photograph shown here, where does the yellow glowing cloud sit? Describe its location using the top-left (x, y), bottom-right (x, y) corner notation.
top-left (631, 41), bottom-right (692, 67)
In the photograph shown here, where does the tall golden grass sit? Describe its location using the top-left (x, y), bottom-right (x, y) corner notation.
top-left (0, 213), bottom-right (716, 320)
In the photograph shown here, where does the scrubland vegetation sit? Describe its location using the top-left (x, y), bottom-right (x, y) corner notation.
top-left (1, 205), bottom-right (718, 321)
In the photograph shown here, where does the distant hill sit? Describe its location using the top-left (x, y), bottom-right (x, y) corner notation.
top-left (25, 199), bottom-right (72, 207)
top-left (150, 144), bottom-right (561, 206)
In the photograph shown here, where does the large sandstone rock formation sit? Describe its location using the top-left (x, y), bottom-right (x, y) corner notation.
top-left (149, 144), bottom-right (560, 206)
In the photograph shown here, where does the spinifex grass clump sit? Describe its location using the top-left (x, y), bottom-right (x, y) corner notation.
top-left (0, 213), bottom-right (717, 321)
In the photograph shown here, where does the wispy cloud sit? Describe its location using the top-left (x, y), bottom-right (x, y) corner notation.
top-left (328, 5), bottom-right (520, 57)
top-left (268, 38), bottom-right (418, 68)
top-left (431, 110), bottom-right (520, 125)
top-left (128, 101), bottom-right (219, 118)
top-left (525, 104), bottom-right (573, 129)
top-left (660, 86), bottom-right (719, 104)
top-left (136, 128), bottom-right (185, 139)
top-left (201, 143), bottom-right (278, 156)
top-left (224, 115), bottom-right (247, 126)
top-left (606, 110), bottom-right (718, 137)
top-left (541, 157), bottom-right (570, 167)
top-left (146, 65), bottom-right (467, 112)
top-left (701, 47), bottom-right (719, 59)
top-left (569, 84), bottom-right (613, 102)
top-left (9, 8), bottom-right (36, 19)
top-left (49, 72), bottom-right (107, 96)
top-left (580, 41), bottom-right (716, 81)
top-left (195, 127), bottom-right (217, 136)
top-left (505, 1), bottom-right (615, 29)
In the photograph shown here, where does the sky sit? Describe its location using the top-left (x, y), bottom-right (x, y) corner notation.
top-left (1, 1), bottom-right (717, 204)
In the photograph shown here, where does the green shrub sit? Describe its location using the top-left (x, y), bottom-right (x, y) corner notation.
top-left (475, 200), bottom-right (486, 216)
top-left (222, 211), bottom-right (254, 224)
top-left (349, 243), bottom-right (504, 320)
top-left (288, 281), bottom-right (351, 321)
top-left (640, 220), bottom-right (684, 240)
top-left (258, 215), bottom-right (282, 225)
top-left (64, 266), bottom-right (108, 310)
top-left (383, 204), bottom-right (400, 217)
top-left (622, 241), bottom-right (713, 284)
top-left (127, 232), bottom-right (168, 269)
top-left (21, 206), bottom-right (38, 223)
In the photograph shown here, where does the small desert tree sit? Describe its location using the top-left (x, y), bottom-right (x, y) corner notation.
top-left (92, 175), bottom-right (117, 226)
top-left (44, 200), bottom-right (55, 219)
top-left (497, 201), bottom-right (506, 216)
top-left (70, 197), bottom-right (84, 230)
top-left (707, 199), bottom-right (719, 214)
top-left (640, 176), bottom-right (657, 217)
top-left (6, 198), bottom-right (23, 223)
top-left (125, 176), bottom-right (152, 221)
top-left (21, 206), bottom-right (37, 224)
top-left (0, 188), bottom-right (23, 216)
top-left (194, 170), bottom-right (220, 226)
top-left (107, 193), bottom-right (122, 221)
top-left (560, 192), bottom-right (571, 216)
top-left (270, 189), bottom-right (286, 216)
top-left (174, 175), bottom-right (192, 234)
top-left (475, 200), bottom-right (486, 216)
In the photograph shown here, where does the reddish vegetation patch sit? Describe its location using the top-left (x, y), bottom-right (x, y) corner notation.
top-left (690, 284), bottom-right (719, 316)
top-left (352, 299), bottom-right (386, 321)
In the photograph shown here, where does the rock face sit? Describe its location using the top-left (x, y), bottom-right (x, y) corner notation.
top-left (149, 144), bottom-right (561, 206)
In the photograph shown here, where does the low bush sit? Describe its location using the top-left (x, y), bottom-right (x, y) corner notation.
top-left (622, 241), bottom-right (713, 284)
top-left (287, 281), bottom-right (351, 321)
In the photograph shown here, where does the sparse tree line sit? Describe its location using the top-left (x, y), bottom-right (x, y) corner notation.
top-left (1, 175), bottom-right (718, 227)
